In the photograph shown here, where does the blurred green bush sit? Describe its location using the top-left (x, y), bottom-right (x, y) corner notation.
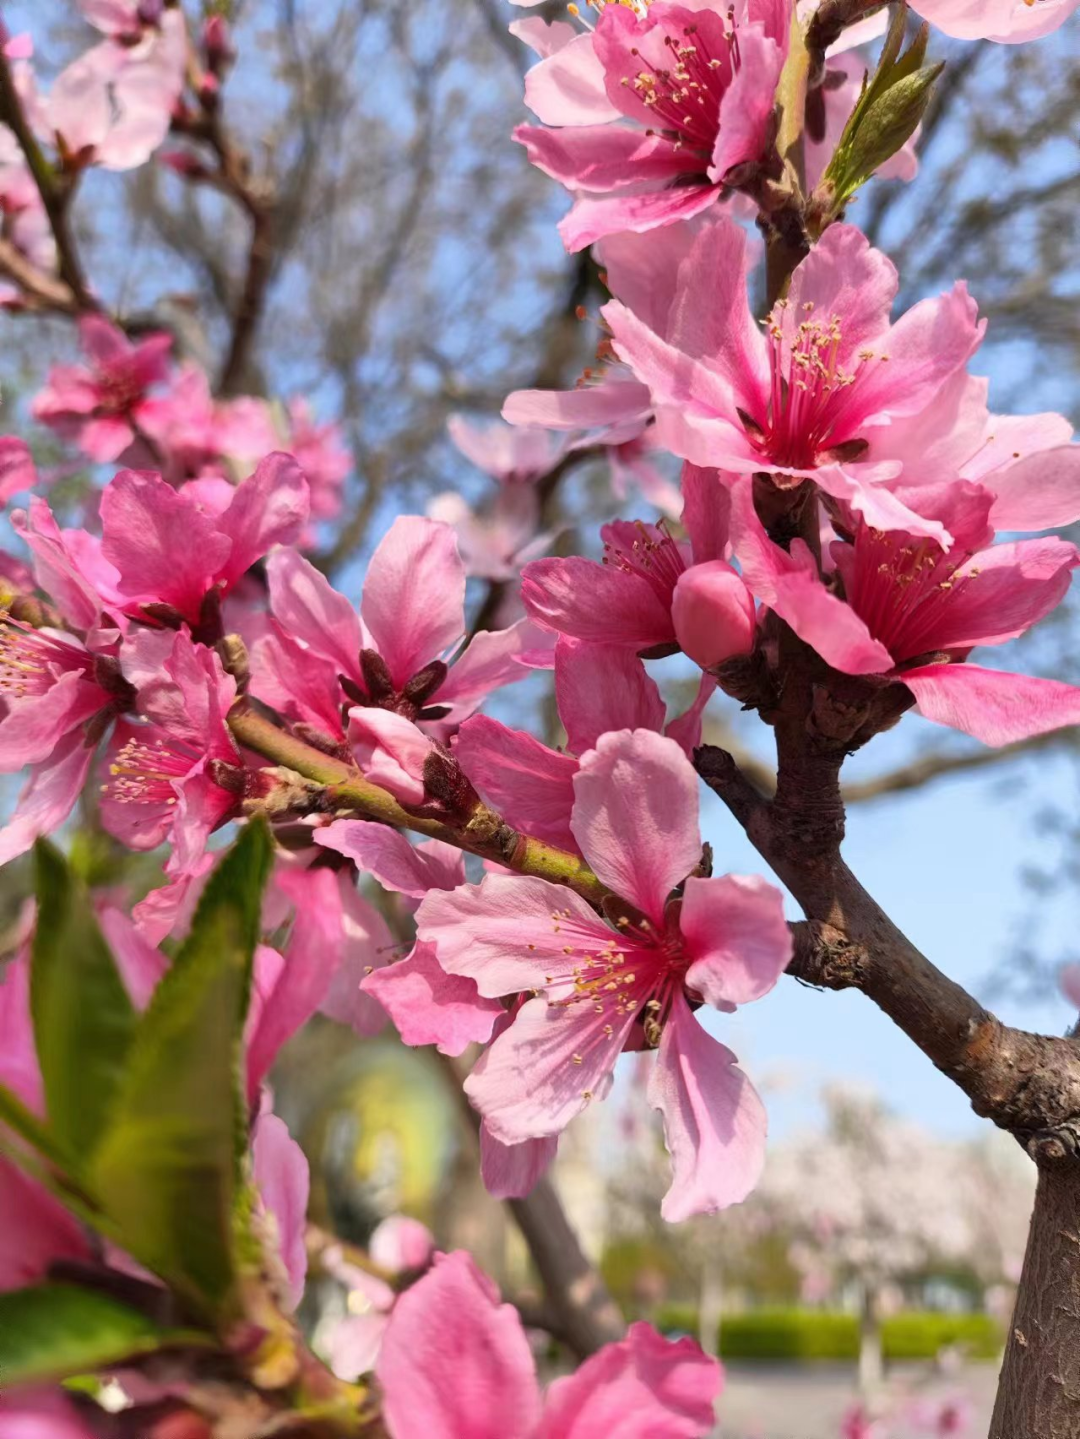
top-left (653, 1307), bottom-right (1002, 1361)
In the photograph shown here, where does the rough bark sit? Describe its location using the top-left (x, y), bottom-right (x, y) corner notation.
top-left (990, 1164), bottom-right (1080, 1439)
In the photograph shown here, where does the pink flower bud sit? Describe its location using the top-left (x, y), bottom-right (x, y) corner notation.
top-left (672, 560), bottom-right (755, 670)
top-left (370, 1215), bottom-right (435, 1275)
top-left (348, 708), bottom-right (434, 807)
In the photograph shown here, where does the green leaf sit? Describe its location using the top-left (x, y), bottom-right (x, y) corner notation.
top-left (31, 840), bottom-right (136, 1158)
top-left (0, 1284), bottom-right (209, 1385)
top-left (88, 820), bottom-right (272, 1320)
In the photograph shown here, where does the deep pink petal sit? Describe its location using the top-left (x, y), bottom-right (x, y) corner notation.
top-left (571, 730), bottom-right (701, 923)
top-left (521, 555), bottom-right (675, 648)
top-left (648, 994), bottom-right (767, 1221)
top-left (253, 1110), bottom-right (310, 1312)
top-left (537, 1321), bottom-right (722, 1439)
top-left (465, 995), bottom-right (636, 1144)
top-left (902, 664), bottom-right (1080, 746)
top-left (417, 873), bottom-right (615, 997)
top-left (454, 716), bottom-right (578, 850)
top-left (316, 819), bottom-right (465, 898)
top-left (680, 875), bottom-right (791, 1008)
top-left (377, 1251), bottom-right (542, 1439)
top-left (0, 437), bottom-right (36, 505)
top-left (0, 1159), bottom-right (92, 1293)
top-left (248, 621), bottom-right (346, 741)
top-left (361, 517), bottom-right (465, 687)
top-left (672, 561), bottom-right (756, 670)
top-left (556, 637), bottom-right (665, 755)
top-left (479, 1126), bottom-right (558, 1201)
top-left (680, 464), bottom-right (731, 565)
top-left (0, 667), bottom-right (105, 771)
top-left (362, 941), bottom-right (502, 1056)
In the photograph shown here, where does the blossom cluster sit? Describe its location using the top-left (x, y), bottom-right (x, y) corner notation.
top-left (1, 0), bottom-right (1079, 1432)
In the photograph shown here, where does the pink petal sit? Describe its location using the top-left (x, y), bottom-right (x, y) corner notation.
top-left (13, 498), bottom-right (112, 632)
top-left (248, 621), bottom-right (346, 741)
top-left (521, 555), bottom-right (675, 649)
top-left (0, 946), bottom-right (43, 1111)
top-left (502, 374), bottom-right (652, 432)
top-left (316, 819), bottom-right (465, 898)
top-left (479, 1126), bottom-right (558, 1200)
top-left (361, 941), bottom-right (502, 1056)
top-left (97, 907), bottom-right (168, 1010)
top-left (902, 664), bottom-right (1080, 746)
top-left (266, 547), bottom-right (363, 682)
top-left (516, 122), bottom-right (690, 193)
top-left (453, 716), bottom-right (578, 850)
top-left (0, 666), bottom-right (105, 771)
top-left (0, 731), bottom-right (92, 866)
top-left (812, 461), bottom-right (949, 544)
top-left (361, 517), bottom-right (465, 688)
top-left (680, 463), bottom-right (731, 565)
top-left (320, 874), bottom-right (396, 1038)
top-left (537, 1321), bottom-right (722, 1439)
top-left (509, 16), bottom-right (578, 59)
top-left (909, 0), bottom-right (1079, 42)
top-left (465, 994), bottom-right (636, 1144)
top-left (0, 1159), bottom-right (91, 1293)
top-left (571, 730), bottom-right (701, 924)
top-left (370, 1216), bottom-right (435, 1275)
top-left (648, 993), bottom-right (767, 1221)
top-left (556, 638), bottom-right (666, 755)
top-left (436, 619), bottom-right (542, 719)
top-left (783, 224), bottom-right (899, 367)
top-left (100, 468), bottom-right (231, 623)
top-left (377, 1251), bottom-right (542, 1439)
top-left (561, 183), bottom-right (721, 254)
top-left (523, 31), bottom-right (620, 125)
top-left (252, 1110), bottom-right (310, 1312)
top-left (710, 28), bottom-right (783, 179)
top-left (417, 873), bottom-right (615, 997)
top-left (680, 875), bottom-right (791, 1008)
top-left (216, 452), bottom-right (310, 589)
top-left (987, 445), bottom-right (1080, 533)
top-left (664, 675), bottom-right (717, 756)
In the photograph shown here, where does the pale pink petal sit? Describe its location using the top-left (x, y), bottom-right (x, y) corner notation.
top-left (266, 547), bottom-right (363, 681)
top-left (812, 461), bottom-right (949, 544)
top-left (561, 183), bottom-right (722, 254)
top-left (516, 122), bottom-right (691, 192)
top-left (711, 28), bottom-right (784, 179)
top-left (479, 1126), bottom-right (558, 1201)
top-left (465, 995), bottom-right (636, 1144)
top-left (521, 555), bottom-right (675, 648)
top-left (361, 517), bottom-right (465, 687)
top-left (97, 907), bottom-right (167, 1009)
top-left (326, 1314), bottom-right (388, 1380)
top-left (216, 453), bottom-right (310, 589)
top-left (320, 875), bottom-right (396, 1038)
top-left (556, 638), bottom-right (666, 755)
top-left (648, 993), bottom-right (767, 1221)
top-left (0, 732), bottom-right (92, 866)
top-left (664, 675), bottom-right (716, 755)
top-left (783, 223), bottom-right (898, 367)
top-left (509, 16), bottom-right (577, 59)
top-left (377, 1251), bottom-right (542, 1439)
top-left (454, 716), bottom-right (578, 850)
top-left (537, 1321), bottom-right (722, 1439)
top-left (361, 941), bottom-right (502, 1056)
top-left (680, 875), bottom-right (791, 1008)
top-left (987, 445), bottom-right (1080, 533)
top-left (417, 874), bottom-right (615, 997)
top-left (253, 1110), bottom-right (310, 1311)
top-left (902, 664), bottom-right (1080, 746)
top-left (523, 32), bottom-right (620, 125)
top-left (571, 730), bottom-right (701, 923)
top-left (909, 0), bottom-right (1079, 43)
top-left (348, 708), bottom-right (433, 807)
top-left (316, 819), bottom-right (465, 898)
top-left (503, 374), bottom-right (652, 432)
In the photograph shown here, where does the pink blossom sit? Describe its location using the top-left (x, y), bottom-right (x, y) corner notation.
top-left (94, 455), bottom-right (308, 626)
top-left (448, 413), bottom-right (571, 484)
top-left (603, 217), bottom-right (985, 540)
top-left (455, 635), bottom-right (714, 851)
top-left (259, 517), bottom-right (538, 740)
top-left (733, 478), bottom-right (1080, 746)
top-left (839, 1402), bottom-right (888, 1439)
top-left (370, 1215), bottom-right (436, 1275)
top-left (98, 631), bottom-right (242, 874)
top-left (0, 122), bottom-right (55, 283)
top-left (377, 1250), bottom-right (722, 1437)
top-left (909, 0), bottom-right (1079, 41)
top-left (0, 1390), bottom-right (99, 1439)
top-left (0, 437), bottom-right (37, 505)
top-left (137, 365), bottom-right (279, 481)
top-left (909, 1394), bottom-right (974, 1436)
top-left (419, 730), bottom-right (790, 1220)
top-left (284, 398), bottom-right (350, 526)
top-left (428, 484), bottom-right (556, 583)
top-left (513, 0), bottom-right (790, 250)
top-left (319, 1215), bottom-right (435, 1379)
top-left (32, 316), bottom-right (172, 462)
top-left (21, 9), bottom-right (187, 172)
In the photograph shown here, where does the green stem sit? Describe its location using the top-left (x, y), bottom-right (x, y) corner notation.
top-left (227, 705), bottom-right (610, 907)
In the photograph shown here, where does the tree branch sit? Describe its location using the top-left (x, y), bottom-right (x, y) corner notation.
top-left (842, 730), bottom-right (1067, 802)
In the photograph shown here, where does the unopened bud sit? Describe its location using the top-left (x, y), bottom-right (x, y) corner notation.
top-left (672, 561), bottom-right (756, 671)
